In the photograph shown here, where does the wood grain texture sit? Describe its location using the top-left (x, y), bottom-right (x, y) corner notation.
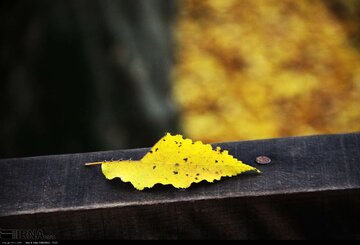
top-left (0, 133), bottom-right (359, 239)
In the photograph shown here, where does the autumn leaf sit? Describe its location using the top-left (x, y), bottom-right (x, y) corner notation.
top-left (87, 133), bottom-right (259, 190)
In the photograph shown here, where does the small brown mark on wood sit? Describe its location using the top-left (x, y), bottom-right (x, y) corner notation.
top-left (255, 155), bottom-right (272, 165)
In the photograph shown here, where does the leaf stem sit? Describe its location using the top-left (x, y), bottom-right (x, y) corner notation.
top-left (85, 162), bottom-right (105, 166)
top-left (85, 160), bottom-right (141, 166)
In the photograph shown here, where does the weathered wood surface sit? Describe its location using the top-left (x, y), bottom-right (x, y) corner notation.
top-left (0, 133), bottom-right (359, 239)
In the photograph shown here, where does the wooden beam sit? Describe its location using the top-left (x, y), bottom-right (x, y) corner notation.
top-left (1, 133), bottom-right (359, 239)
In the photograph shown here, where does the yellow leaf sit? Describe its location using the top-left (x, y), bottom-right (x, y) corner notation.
top-left (100, 133), bottom-right (259, 190)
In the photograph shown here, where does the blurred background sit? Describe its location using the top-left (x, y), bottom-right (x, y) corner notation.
top-left (1, 0), bottom-right (360, 158)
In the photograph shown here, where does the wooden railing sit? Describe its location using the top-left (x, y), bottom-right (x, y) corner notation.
top-left (1, 133), bottom-right (359, 239)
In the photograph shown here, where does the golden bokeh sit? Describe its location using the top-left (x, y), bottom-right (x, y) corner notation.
top-left (173, 0), bottom-right (360, 143)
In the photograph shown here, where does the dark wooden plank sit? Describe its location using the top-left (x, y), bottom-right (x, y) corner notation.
top-left (0, 133), bottom-right (359, 239)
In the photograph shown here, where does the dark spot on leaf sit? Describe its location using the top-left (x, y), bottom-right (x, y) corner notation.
top-left (155, 148), bottom-right (158, 152)
top-left (215, 171), bottom-right (219, 174)
top-left (183, 158), bottom-right (188, 162)
top-left (186, 174), bottom-right (189, 176)
top-left (163, 139), bottom-right (166, 141)
top-left (192, 142), bottom-right (195, 144)
top-left (195, 177), bottom-right (198, 180)
top-left (196, 173), bottom-right (200, 176)
top-left (149, 150), bottom-right (153, 153)
top-left (215, 160), bottom-right (218, 163)
top-left (153, 166), bottom-right (156, 170)
top-left (178, 145), bottom-right (181, 147)
top-left (202, 168), bottom-right (205, 170)
top-left (173, 171), bottom-right (178, 175)
top-left (175, 163), bottom-right (179, 167)
top-left (175, 141), bottom-right (178, 144)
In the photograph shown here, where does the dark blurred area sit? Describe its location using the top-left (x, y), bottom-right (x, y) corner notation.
top-left (0, 0), bottom-right (180, 158)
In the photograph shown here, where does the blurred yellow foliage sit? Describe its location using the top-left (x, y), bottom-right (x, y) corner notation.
top-left (173, 0), bottom-right (360, 143)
